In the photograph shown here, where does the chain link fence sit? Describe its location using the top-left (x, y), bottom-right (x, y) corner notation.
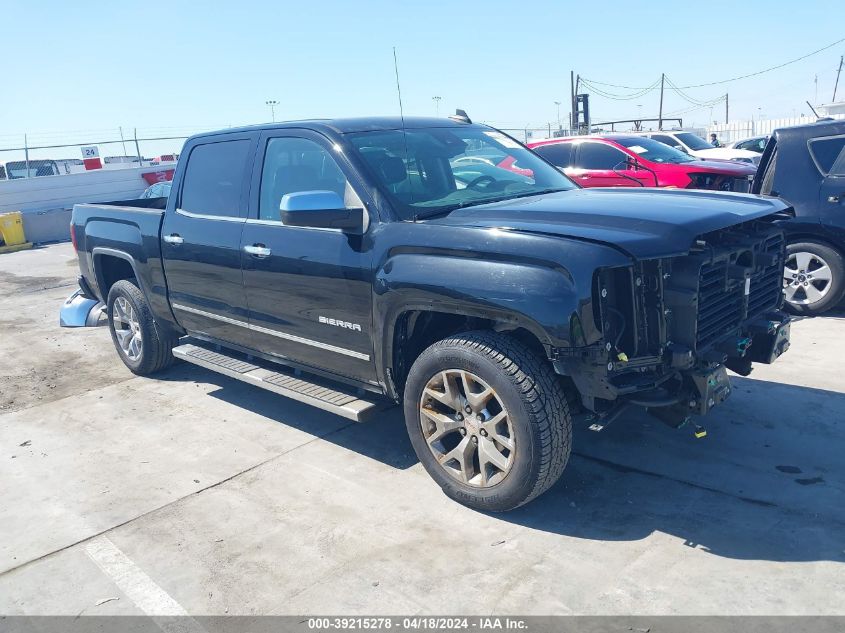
top-left (0, 127), bottom-right (215, 180)
top-left (498, 127), bottom-right (575, 143)
top-left (0, 123), bottom-right (581, 181)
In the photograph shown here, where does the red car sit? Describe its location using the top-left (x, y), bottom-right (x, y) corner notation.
top-left (527, 135), bottom-right (756, 192)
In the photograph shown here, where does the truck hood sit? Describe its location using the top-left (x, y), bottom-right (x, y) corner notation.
top-left (427, 188), bottom-right (790, 259)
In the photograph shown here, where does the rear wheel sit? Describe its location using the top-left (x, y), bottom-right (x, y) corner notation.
top-left (403, 331), bottom-right (572, 512)
top-left (107, 279), bottom-right (177, 375)
top-left (783, 241), bottom-right (845, 315)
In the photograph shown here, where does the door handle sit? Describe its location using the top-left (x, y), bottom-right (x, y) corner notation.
top-left (163, 233), bottom-right (184, 245)
top-left (244, 244), bottom-right (272, 258)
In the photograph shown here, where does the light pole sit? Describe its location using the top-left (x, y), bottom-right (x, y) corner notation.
top-left (265, 100), bottom-right (279, 122)
top-left (554, 101), bottom-right (561, 130)
top-left (432, 96), bottom-right (442, 116)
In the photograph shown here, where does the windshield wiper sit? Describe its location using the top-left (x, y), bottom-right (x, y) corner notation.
top-left (456, 188), bottom-right (571, 208)
top-left (414, 188), bottom-right (572, 220)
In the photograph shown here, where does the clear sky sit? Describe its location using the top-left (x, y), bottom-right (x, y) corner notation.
top-left (1, 0), bottom-right (843, 157)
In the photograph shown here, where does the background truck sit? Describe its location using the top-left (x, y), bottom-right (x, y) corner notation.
top-left (63, 115), bottom-right (792, 511)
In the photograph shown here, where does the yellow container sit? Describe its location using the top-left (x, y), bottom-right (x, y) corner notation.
top-left (0, 211), bottom-right (26, 246)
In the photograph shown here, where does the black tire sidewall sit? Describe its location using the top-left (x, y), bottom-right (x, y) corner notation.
top-left (784, 241), bottom-right (845, 315)
top-left (107, 281), bottom-right (154, 373)
top-left (403, 340), bottom-right (542, 511)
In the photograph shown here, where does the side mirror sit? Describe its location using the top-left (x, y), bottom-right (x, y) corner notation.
top-left (280, 191), bottom-right (364, 233)
top-left (674, 145), bottom-right (689, 154)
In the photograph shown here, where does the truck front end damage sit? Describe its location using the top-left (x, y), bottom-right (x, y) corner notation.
top-left (555, 217), bottom-right (791, 431)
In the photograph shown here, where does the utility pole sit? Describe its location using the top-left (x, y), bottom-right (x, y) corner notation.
top-left (657, 73), bottom-right (665, 130)
top-left (119, 126), bottom-right (127, 157)
top-left (265, 100), bottom-right (279, 122)
top-left (432, 96), bottom-right (442, 116)
top-left (834, 55), bottom-right (843, 102)
top-left (725, 93), bottom-right (729, 124)
top-left (570, 71), bottom-right (575, 134)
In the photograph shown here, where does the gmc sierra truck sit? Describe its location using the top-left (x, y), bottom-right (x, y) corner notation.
top-left (62, 115), bottom-right (793, 511)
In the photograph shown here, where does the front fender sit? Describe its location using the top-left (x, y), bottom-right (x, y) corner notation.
top-left (375, 253), bottom-right (583, 349)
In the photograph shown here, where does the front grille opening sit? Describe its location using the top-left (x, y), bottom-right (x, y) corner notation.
top-left (696, 259), bottom-right (744, 347)
top-left (692, 227), bottom-right (784, 349)
top-left (735, 250), bottom-right (753, 268)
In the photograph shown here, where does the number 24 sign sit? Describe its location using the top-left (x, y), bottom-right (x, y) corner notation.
top-left (81, 146), bottom-right (100, 159)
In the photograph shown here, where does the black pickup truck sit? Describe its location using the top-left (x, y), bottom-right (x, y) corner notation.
top-left (62, 115), bottom-right (792, 511)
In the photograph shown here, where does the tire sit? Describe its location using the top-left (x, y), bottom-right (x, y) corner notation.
top-left (783, 241), bottom-right (845, 315)
top-left (403, 331), bottom-right (572, 512)
top-left (107, 279), bottom-right (177, 375)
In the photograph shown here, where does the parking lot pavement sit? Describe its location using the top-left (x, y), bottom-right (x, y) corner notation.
top-left (1, 243), bottom-right (843, 615)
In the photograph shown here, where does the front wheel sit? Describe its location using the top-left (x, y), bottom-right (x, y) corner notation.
top-left (783, 241), bottom-right (845, 315)
top-left (107, 279), bottom-right (177, 375)
top-left (403, 331), bottom-right (572, 512)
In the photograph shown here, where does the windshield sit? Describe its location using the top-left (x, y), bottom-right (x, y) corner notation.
top-left (345, 127), bottom-right (576, 219)
top-left (675, 133), bottom-right (714, 151)
top-left (613, 137), bottom-right (696, 164)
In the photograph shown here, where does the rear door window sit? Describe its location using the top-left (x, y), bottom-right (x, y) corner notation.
top-left (179, 139), bottom-right (252, 217)
top-left (650, 134), bottom-right (680, 148)
top-left (533, 143), bottom-right (573, 168)
top-left (576, 142), bottom-right (627, 170)
top-left (809, 136), bottom-right (845, 175)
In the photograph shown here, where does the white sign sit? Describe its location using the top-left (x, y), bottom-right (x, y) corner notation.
top-left (81, 146), bottom-right (100, 159)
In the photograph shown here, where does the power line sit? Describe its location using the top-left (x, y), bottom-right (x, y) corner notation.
top-left (579, 78), bottom-right (661, 101)
top-left (581, 35), bottom-right (845, 91)
top-left (664, 76), bottom-right (726, 107)
top-left (681, 36), bottom-right (845, 87)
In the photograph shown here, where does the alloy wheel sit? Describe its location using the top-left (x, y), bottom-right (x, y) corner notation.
top-left (419, 369), bottom-right (515, 487)
top-left (783, 251), bottom-right (833, 306)
top-left (112, 296), bottom-right (143, 361)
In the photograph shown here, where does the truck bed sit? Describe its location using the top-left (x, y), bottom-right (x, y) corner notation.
top-left (71, 199), bottom-right (171, 324)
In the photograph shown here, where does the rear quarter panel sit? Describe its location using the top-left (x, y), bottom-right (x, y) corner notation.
top-left (72, 203), bottom-right (178, 329)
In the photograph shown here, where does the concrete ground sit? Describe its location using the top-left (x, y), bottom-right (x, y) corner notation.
top-left (0, 243), bottom-right (843, 616)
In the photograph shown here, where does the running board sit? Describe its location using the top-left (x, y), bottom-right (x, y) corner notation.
top-left (172, 343), bottom-right (385, 422)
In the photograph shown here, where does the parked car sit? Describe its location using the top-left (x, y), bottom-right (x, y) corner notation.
top-left (640, 131), bottom-right (761, 166)
top-left (752, 118), bottom-right (845, 314)
top-left (61, 116), bottom-right (792, 511)
top-left (139, 181), bottom-right (172, 199)
top-left (528, 136), bottom-right (755, 190)
top-left (727, 135), bottom-right (769, 153)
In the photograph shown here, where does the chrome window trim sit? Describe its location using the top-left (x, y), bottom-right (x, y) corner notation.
top-left (171, 303), bottom-right (370, 361)
top-left (176, 208), bottom-right (245, 222)
top-left (243, 217), bottom-right (366, 232)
